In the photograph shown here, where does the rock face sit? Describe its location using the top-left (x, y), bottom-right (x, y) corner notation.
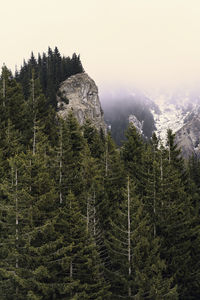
top-left (146, 89), bottom-right (200, 158)
top-left (57, 73), bottom-right (106, 131)
top-left (175, 114), bottom-right (200, 158)
top-left (129, 115), bottom-right (143, 135)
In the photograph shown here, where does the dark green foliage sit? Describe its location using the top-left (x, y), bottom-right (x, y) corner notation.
top-left (83, 120), bottom-right (105, 159)
top-left (16, 47), bottom-right (84, 108)
top-left (121, 124), bottom-right (144, 192)
top-left (23, 76), bottom-right (57, 148)
top-left (0, 55), bottom-right (200, 299)
top-left (54, 192), bottom-right (110, 299)
top-left (106, 178), bottom-right (177, 299)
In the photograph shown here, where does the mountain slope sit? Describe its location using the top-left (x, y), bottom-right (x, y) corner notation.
top-left (149, 89), bottom-right (200, 157)
top-left (102, 87), bottom-right (200, 157)
top-left (102, 90), bottom-right (157, 145)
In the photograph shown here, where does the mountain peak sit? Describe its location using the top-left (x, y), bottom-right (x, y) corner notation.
top-left (57, 73), bottom-right (106, 131)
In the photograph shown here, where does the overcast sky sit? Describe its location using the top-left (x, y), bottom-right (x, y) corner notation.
top-left (1, 0), bottom-right (200, 92)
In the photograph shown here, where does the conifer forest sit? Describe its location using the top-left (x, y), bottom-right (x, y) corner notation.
top-left (0, 47), bottom-right (200, 300)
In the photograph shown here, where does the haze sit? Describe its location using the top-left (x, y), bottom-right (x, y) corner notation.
top-left (1, 0), bottom-right (200, 93)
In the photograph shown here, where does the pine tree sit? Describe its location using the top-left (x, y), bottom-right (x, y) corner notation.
top-left (0, 139), bottom-right (58, 298)
top-left (141, 133), bottom-right (162, 238)
top-left (53, 192), bottom-right (110, 299)
top-left (121, 123), bottom-right (144, 192)
top-left (99, 132), bottom-right (126, 231)
top-left (83, 120), bottom-right (105, 160)
top-left (157, 134), bottom-right (194, 299)
top-left (106, 177), bottom-right (177, 299)
top-left (16, 48), bottom-right (84, 108)
top-left (61, 112), bottom-right (86, 207)
top-left (23, 75), bottom-right (57, 148)
top-left (0, 65), bottom-right (26, 137)
top-left (166, 129), bottom-right (188, 183)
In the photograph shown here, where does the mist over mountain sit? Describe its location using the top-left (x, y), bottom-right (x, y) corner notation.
top-left (101, 88), bottom-right (157, 145)
top-left (101, 85), bottom-right (200, 157)
top-left (1, 46), bottom-right (200, 299)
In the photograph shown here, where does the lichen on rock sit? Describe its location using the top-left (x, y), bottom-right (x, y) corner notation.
top-left (57, 73), bottom-right (106, 132)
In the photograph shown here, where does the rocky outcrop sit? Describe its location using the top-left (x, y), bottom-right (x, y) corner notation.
top-left (129, 115), bottom-right (143, 135)
top-left (175, 115), bottom-right (200, 158)
top-left (57, 73), bottom-right (106, 131)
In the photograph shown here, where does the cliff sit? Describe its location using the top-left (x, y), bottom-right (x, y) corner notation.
top-left (57, 73), bottom-right (106, 131)
top-left (175, 114), bottom-right (200, 158)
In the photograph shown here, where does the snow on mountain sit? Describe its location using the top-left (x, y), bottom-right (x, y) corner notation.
top-left (151, 97), bottom-right (189, 145)
top-left (102, 85), bottom-right (200, 156)
top-left (129, 114), bottom-right (143, 135)
top-left (147, 89), bottom-right (200, 146)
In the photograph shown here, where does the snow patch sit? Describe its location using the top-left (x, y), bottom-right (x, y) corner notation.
top-left (151, 103), bottom-right (189, 145)
top-left (148, 90), bottom-right (199, 145)
top-left (129, 115), bottom-right (143, 135)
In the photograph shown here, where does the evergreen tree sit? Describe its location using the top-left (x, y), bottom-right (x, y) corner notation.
top-left (106, 177), bottom-right (177, 299)
top-left (53, 192), bottom-right (110, 299)
top-left (16, 47), bottom-right (84, 108)
top-left (0, 65), bottom-right (26, 133)
top-left (99, 132), bottom-right (126, 230)
top-left (158, 135), bottom-right (194, 299)
top-left (83, 120), bottom-right (105, 160)
top-left (121, 123), bottom-right (143, 192)
top-left (0, 132), bottom-right (57, 299)
top-left (23, 75), bottom-right (57, 148)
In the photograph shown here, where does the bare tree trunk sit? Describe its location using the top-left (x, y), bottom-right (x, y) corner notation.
top-left (153, 166), bottom-right (156, 238)
top-left (93, 192), bottom-right (96, 238)
top-left (160, 154), bottom-right (164, 207)
top-left (70, 261), bottom-right (73, 298)
top-left (33, 116), bottom-right (36, 155)
top-left (160, 155), bottom-right (163, 182)
top-left (86, 197), bottom-right (90, 234)
top-left (105, 141), bottom-right (108, 176)
top-left (59, 126), bottom-right (63, 204)
top-left (32, 77), bottom-right (36, 155)
top-left (70, 261), bottom-right (73, 279)
top-left (127, 176), bottom-right (131, 298)
top-left (15, 167), bottom-right (19, 297)
top-left (169, 144), bottom-right (171, 164)
top-left (29, 160), bottom-right (33, 229)
top-left (2, 76), bottom-right (5, 107)
top-left (15, 168), bottom-right (19, 245)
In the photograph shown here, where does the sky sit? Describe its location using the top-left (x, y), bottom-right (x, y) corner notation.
top-left (1, 0), bottom-right (200, 93)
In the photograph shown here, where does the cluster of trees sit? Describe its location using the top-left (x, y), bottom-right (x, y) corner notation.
top-left (15, 47), bottom-right (84, 108)
top-left (0, 59), bottom-right (200, 299)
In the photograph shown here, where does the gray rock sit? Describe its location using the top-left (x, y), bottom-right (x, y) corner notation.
top-left (175, 115), bottom-right (200, 158)
top-left (57, 73), bottom-right (106, 132)
top-left (129, 115), bottom-right (143, 135)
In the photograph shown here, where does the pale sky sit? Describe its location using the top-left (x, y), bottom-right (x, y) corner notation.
top-left (1, 0), bottom-right (200, 92)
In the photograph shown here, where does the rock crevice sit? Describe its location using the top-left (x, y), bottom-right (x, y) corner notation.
top-left (57, 73), bottom-right (106, 131)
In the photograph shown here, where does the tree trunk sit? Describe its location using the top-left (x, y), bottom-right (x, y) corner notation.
top-left (59, 125), bottom-right (63, 204)
top-left (32, 77), bottom-right (36, 155)
top-left (127, 176), bottom-right (131, 297)
top-left (15, 167), bottom-right (19, 276)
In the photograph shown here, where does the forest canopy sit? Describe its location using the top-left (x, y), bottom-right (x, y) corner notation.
top-left (0, 48), bottom-right (199, 299)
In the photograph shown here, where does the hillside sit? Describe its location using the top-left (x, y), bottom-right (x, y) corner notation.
top-left (0, 50), bottom-right (199, 299)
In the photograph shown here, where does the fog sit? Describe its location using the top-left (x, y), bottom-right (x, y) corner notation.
top-left (1, 0), bottom-right (200, 99)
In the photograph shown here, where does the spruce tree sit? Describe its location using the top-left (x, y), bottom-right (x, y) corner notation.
top-left (121, 123), bottom-right (143, 192)
top-left (53, 192), bottom-right (110, 299)
top-left (23, 75), bottom-right (57, 148)
top-left (106, 177), bottom-right (177, 299)
top-left (158, 134), bottom-right (194, 299)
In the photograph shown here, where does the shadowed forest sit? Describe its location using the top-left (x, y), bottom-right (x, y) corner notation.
top-left (0, 48), bottom-right (200, 299)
